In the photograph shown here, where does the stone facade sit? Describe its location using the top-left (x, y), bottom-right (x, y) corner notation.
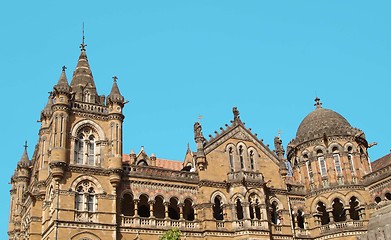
top-left (8, 43), bottom-right (391, 240)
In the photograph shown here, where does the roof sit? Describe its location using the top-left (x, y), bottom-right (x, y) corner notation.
top-left (371, 153), bottom-right (391, 172)
top-left (122, 154), bottom-right (183, 171)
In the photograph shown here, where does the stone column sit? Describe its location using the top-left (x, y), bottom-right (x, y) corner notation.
top-left (179, 203), bottom-right (184, 220)
top-left (149, 200), bottom-right (155, 218)
top-left (164, 202), bottom-right (170, 219)
top-left (345, 206), bottom-right (351, 221)
top-left (134, 199), bottom-right (139, 217)
top-left (327, 209), bottom-right (334, 223)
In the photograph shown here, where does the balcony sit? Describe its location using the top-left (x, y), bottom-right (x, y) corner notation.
top-left (233, 219), bottom-right (268, 230)
top-left (318, 220), bottom-right (367, 235)
top-left (121, 216), bottom-right (200, 230)
top-left (72, 101), bottom-right (108, 115)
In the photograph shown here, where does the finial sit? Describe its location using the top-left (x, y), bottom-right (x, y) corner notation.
top-left (233, 106), bottom-right (240, 121)
top-left (314, 97), bottom-right (322, 109)
top-left (80, 22), bottom-right (87, 51)
top-left (277, 129), bottom-right (283, 138)
top-left (112, 76), bottom-right (118, 82)
top-left (197, 114), bottom-right (204, 123)
top-left (62, 65), bottom-right (67, 72)
top-left (23, 141), bottom-right (28, 151)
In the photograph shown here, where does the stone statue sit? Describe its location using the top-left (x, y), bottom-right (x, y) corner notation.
top-left (194, 122), bottom-right (203, 139)
top-left (233, 107), bottom-right (240, 120)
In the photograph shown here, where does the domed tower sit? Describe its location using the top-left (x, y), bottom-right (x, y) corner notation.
top-left (287, 98), bottom-right (372, 234)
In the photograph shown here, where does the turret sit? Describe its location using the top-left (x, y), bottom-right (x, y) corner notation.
top-left (106, 76), bottom-right (126, 190)
top-left (49, 67), bottom-right (71, 182)
top-left (194, 122), bottom-right (206, 171)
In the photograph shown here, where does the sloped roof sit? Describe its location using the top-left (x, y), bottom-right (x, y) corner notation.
top-left (122, 154), bottom-right (183, 171)
top-left (371, 153), bottom-right (391, 172)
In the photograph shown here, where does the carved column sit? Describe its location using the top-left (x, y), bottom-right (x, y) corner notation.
top-left (243, 202), bottom-right (250, 220)
top-left (179, 203), bottom-right (184, 220)
top-left (134, 199), bottom-right (139, 217)
top-left (327, 208), bottom-right (334, 223)
top-left (345, 206), bottom-right (351, 221)
top-left (149, 200), bottom-right (155, 218)
top-left (164, 202), bottom-right (170, 219)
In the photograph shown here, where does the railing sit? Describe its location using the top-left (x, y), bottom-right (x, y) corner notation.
top-left (319, 220), bottom-right (367, 234)
top-left (125, 165), bottom-right (199, 182)
top-left (227, 171), bottom-right (264, 183)
top-left (233, 219), bottom-right (268, 230)
top-left (121, 216), bottom-right (200, 229)
top-left (72, 101), bottom-right (108, 114)
top-left (296, 228), bottom-right (309, 236)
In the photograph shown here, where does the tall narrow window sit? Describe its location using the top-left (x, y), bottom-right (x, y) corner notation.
top-left (229, 147), bottom-right (234, 172)
top-left (239, 145), bottom-right (244, 170)
top-left (249, 150), bottom-right (255, 171)
top-left (41, 139), bottom-right (46, 168)
top-left (75, 186), bottom-right (84, 211)
top-left (213, 197), bottom-right (224, 220)
top-left (333, 154), bottom-right (342, 174)
top-left (60, 115), bottom-right (64, 147)
top-left (236, 199), bottom-right (244, 220)
top-left (76, 134), bottom-right (84, 164)
top-left (87, 187), bottom-right (95, 212)
top-left (317, 150), bottom-right (327, 177)
top-left (271, 201), bottom-right (279, 224)
top-left (87, 135), bottom-right (95, 165)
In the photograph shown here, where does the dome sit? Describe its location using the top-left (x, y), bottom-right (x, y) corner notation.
top-left (294, 98), bottom-right (355, 143)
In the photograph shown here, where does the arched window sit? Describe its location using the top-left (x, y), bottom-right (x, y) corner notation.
top-left (317, 150), bottom-right (327, 177)
top-left (316, 201), bottom-right (330, 225)
top-left (74, 181), bottom-right (96, 212)
top-left (168, 197), bottom-right (180, 220)
top-left (122, 193), bottom-right (135, 216)
top-left (347, 146), bottom-right (355, 174)
top-left (332, 147), bottom-right (342, 175)
top-left (236, 199), bottom-right (244, 220)
top-left (74, 127), bottom-right (98, 166)
top-left (249, 194), bottom-right (261, 220)
top-left (213, 196), bottom-right (224, 220)
top-left (386, 192), bottom-right (391, 200)
top-left (138, 195), bottom-right (150, 218)
top-left (239, 145), bottom-right (245, 170)
top-left (153, 196), bottom-right (165, 219)
top-left (249, 150), bottom-right (255, 171)
top-left (349, 196), bottom-right (360, 220)
top-left (332, 198), bottom-right (346, 222)
top-left (375, 196), bottom-right (382, 204)
top-left (271, 201), bottom-right (279, 224)
top-left (228, 147), bottom-right (234, 172)
top-left (183, 198), bottom-right (195, 221)
top-left (297, 209), bottom-right (305, 229)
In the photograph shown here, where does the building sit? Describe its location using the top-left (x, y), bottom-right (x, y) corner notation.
top-left (8, 42), bottom-right (391, 240)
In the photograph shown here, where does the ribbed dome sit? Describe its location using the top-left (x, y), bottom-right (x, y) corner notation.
top-left (296, 107), bottom-right (353, 139)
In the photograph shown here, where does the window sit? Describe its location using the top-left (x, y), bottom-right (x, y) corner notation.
top-left (317, 150), bottom-right (327, 177)
top-left (213, 196), bottom-right (224, 220)
top-left (249, 150), bottom-right (255, 171)
top-left (236, 199), bottom-right (244, 220)
top-left (333, 154), bottom-right (342, 175)
top-left (228, 147), bottom-right (234, 171)
top-left (271, 201), bottom-right (279, 224)
top-left (75, 181), bottom-right (96, 212)
top-left (316, 201), bottom-right (330, 225)
top-left (332, 198), bottom-right (346, 222)
top-left (239, 145), bottom-right (244, 169)
top-left (74, 127), bottom-right (98, 166)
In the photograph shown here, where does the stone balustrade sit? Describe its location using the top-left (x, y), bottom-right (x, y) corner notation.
top-left (125, 165), bottom-right (199, 183)
top-left (319, 220), bottom-right (368, 234)
top-left (72, 101), bottom-right (108, 114)
top-left (121, 216), bottom-right (200, 229)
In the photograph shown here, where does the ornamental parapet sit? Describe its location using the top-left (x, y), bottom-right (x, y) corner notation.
top-left (71, 101), bottom-right (108, 115)
top-left (125, 165), bottom-right (199, 183)
top-left (227, 170), bottom-right (264, 183)
top-left (315, 220), bottom-right (368, 236)
top-left (364, 164), bottom-right (391, 186)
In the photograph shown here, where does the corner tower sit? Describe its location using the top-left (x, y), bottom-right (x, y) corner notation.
top-left (8, 39), bottom-right (126, 240)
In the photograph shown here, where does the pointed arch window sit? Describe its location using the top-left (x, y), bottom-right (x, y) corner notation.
top-left (74, 127), bottom-right (99, 166)
top-left (332, 147), bottom-right (342, 175)
top-left (249, 150), bottom-right (255, 171)
top-left (347, 146), bottom-right (355, 175)
top-left (74, 181), bottom-right (96, 213)
top-left (228, 147), bottom-right (234, 172)
top-left (239, 145), bottom-right (245, 170)
top-left (213, 196), bottom-right (224, 220)
top-left (236, 199), bottom-right (244, 220)
top-left (317, 150), bottom-right (327, 177)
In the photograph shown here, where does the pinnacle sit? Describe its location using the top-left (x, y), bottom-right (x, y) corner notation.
top-left (54, 66), bottom-right (70, 91)
top-left (18, 142), bottom-right (30, 168)
top-left (107, 76), bottom-right (124, 104)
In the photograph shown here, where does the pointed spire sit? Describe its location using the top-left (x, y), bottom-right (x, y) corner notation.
top-left (18, 141), bottom-right (30, 168)
top-left (107, 76), bottom-right (125, 105)
top-left (314, 97), bottom-right (322, 109)
top-left (41, 92), bottom-right (53, 119)
top-left (54, 66), bottom-right (70, 93)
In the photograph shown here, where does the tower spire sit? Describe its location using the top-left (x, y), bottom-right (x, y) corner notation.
top-left (107, 76), bottom-right (125, 105)
top-left (80, 22), bottom-right (87, 51)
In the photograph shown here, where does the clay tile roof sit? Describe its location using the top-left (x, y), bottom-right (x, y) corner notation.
top-left (156, 158), bottom-right (183, 171)
top-left (371, 153), bottom-right (391, 172)
top-left (122, 154), bottom-right (183, 171)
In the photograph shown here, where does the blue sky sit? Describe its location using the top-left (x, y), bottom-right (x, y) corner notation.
top-left (0, 1), bottom-right (390, 238)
